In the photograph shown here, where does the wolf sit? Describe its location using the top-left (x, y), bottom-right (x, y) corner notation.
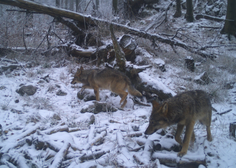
top-left (145, 90), bottom-right (212, 156)
top-left (71, 66), bottom-right (142, 108)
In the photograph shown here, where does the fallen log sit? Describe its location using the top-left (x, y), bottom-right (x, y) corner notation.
top-left (80, 150), bottom-right (108, 163)
top-left (0, 0), bottom-right (216, 60)
top-left (43, 125), bottom-right (69, 135)
top-left (133, 139), bottom-right (153, 165)
top-left (116, 131), bottom-right (134, 166)
top-left (152, 152), bottom-right (206, 168)
top-left (17, 124), bottom-right (40, 140)
top-left (84, 131), bottom-right (107, 150)
top-left (49, 142), bottom-right (71, 168)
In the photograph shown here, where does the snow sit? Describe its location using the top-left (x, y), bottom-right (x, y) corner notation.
top-left (0, 0), bottom-right (236, 167)
top-left (0, 56), bottom-right (235, 167)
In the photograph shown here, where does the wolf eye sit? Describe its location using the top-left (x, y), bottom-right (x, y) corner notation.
top-left (150, 120), bottom-right (155, 125)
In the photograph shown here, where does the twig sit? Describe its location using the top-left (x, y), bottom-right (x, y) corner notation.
top-left (133, 98), bottom-right (151, 107)
top-left (84, 0), bottom-right (93, 12)
top-left (217, 109), bottom-right (232, 115)
top-left (195, 14), bottom-right (227, 22)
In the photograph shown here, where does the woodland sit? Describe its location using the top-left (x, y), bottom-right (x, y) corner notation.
top-left (0, 0), bottom-right (236, 168)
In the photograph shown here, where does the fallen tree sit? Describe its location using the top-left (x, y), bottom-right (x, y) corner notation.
top-left (0, 0), bottom-right (216, 60)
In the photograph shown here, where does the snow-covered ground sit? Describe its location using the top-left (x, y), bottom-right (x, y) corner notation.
top-left (0, 0), bottom-right (236, 167)
top-left (0, 51), bottom-right (235, 167)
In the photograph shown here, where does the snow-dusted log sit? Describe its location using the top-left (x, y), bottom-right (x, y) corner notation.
top-left (142, 140), bottom-right (154, 164)
top-left (88, 125), bottom-right (95, 143)
top-left (152, 153), bottom-right (206, 167)
top-left (17, 124), bottom-right (40, 140)
top-left (49, 142), bottom-right (71, 168)
top-left (0, 0), bottom-right (216, 60)
top-left (133, 139), bottom-right (153, 165)
top-left (116, 131), bottom-right (134, 166)
top-left (84, 131), bottom-right (107, 150)
top-left (43, 125), bottom-right (69, 135)
top-left (15, 155), bottom-right (28, 168)
top-left (80, 150), bottom-right (108, 163)
top-left (0, 153), bottom-right (28, 168)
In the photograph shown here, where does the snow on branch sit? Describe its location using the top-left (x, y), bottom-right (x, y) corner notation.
top-left (49, 142), bottom-right (71, 168)
top-left (0, 0), bottom-right (216, 60)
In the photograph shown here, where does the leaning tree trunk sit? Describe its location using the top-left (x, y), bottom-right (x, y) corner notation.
top-left (173, 0), bottom-right (182, 18)
top-left (185, 0), bottom-right (194, 22)
top-left (110, 24), bottom-right (126, 72)
top-left (220, 0), bottom-right (236, 38)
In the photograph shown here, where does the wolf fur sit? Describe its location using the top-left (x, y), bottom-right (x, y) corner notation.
top-left (145, 90), bottom-right (212, 156)
top-left (71, 66), bottom-right (142, 108)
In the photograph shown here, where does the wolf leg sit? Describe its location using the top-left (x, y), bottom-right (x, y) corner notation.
top-left (191, 131), bottom-right (195, 143)
top-left (199, 116), bottom-right (212, 141)
top-left (93, 86), bottom-right (100, 101)
top-left (118, 92), bottom-right (128, 108)
top-left (175, 124), bottom-right (184, 145)
top-left (178, 120), bottom-right (195, 157)
top-left (112, 85), bottom-right (128, 108)
top-left (206, 126), bottom-right (212, 141)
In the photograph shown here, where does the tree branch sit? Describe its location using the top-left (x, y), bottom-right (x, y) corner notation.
top-left (0, 0), bottom-right (216, 60)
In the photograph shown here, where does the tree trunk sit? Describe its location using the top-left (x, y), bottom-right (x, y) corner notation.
top-left (113, 0), bottom-right (118, 14)
top-left (110, 24), bottom-right (126, 72)
top-left (185, 0), bottom-right (194, 22)
top-left (173, 0), bottom-right (182, 18)
top-left (221, 0), bottom-right (236, 38)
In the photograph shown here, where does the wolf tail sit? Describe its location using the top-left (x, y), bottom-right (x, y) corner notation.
top-left (128, 85), bottom-right (142, 97)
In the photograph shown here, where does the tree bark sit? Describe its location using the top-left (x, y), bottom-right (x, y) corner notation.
top-left (173, 0), bottom-right (182, 18)
top-left (221, 0), bottom-right (236, 37)
top-left (185, 0), bottom-right (194, 22)
top-left (110, 24), bottom-right (126, 72)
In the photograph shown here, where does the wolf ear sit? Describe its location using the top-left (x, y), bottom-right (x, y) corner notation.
top-left (79, 66), bottom-right (84, 71)
top-left (162, 102), bottom-right (168, 115)
top-left (76, 66), bottom-right (83, 74)
top-left (152, 100), bottom-right (160, 110)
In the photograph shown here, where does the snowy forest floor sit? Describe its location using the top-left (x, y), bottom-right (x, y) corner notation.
top-left (0, 44), bottom-right (235, 168)
top-left (1, 0), bottom-right (236, 167)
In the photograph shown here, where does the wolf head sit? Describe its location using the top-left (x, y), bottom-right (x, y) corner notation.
top-left (145, 101), bottom-right (170, 135)
top-left (71, 66), bottom-right (84, 84)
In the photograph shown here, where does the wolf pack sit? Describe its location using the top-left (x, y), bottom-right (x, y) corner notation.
top-left (71, 66), bottom-right (213, 157)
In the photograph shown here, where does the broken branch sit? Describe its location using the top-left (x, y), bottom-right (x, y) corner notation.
top-left (49, 142), bottom-right (71, 168)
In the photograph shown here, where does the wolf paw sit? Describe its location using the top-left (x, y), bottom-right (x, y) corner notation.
top-left (177, 151), bottom-right (187, 157)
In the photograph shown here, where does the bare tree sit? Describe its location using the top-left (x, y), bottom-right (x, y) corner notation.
top-left (221, 0), bottom-right (236, 39)
top-left (185, 0), bottom-right (194, 22)
top-left (173, 0), bottom-right (182, 18)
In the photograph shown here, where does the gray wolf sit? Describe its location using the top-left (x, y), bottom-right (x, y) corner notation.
top-left (71, 66), bottom-right (142, 108)
top-left (145, 90), bottom-right (212, 156)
